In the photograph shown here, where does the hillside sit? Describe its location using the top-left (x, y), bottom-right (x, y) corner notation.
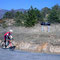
top-left (0, 9), bottom-right (8, 19)
top-left (0, 23), bottom-right (60, 44)
top-left (0, 9), bottom-right (26, 19)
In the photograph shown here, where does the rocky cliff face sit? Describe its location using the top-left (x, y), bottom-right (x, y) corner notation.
top-left (0, 40), bottom-right (60, 54)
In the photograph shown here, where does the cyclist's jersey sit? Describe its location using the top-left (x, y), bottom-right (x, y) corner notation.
top-left (4, 32), bottom-right (12, 40)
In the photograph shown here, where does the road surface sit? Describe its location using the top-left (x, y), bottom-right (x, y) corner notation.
top-left (0, 48), bottom-right (60, 60)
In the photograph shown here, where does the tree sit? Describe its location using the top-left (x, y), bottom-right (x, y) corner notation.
top-left (52, 4), bottom-right (60, 20)
top-left (15, 11), bottom-right (20, 18)
top-left (14, 11), bottom-right (27, 26)
top-left (41, 7), bottom-right (51, 18)
top-left (25, 6), bottom-right (37, 27)
top-left (10, 9), bottom-right (15, 18)
top-left (48, 4), bottom-right (60, 23)
top-left (34, 8), bottom-right (43, 22)
top-left (25, 6), bottom-right (43, 27)
top-left (52, 4), bottom-right (60, 11)
top-left (3, 12), bottom-right (10, 18)
top-left (3, 9), bottom-right (15, 19)
top-left (48, 9), bottom-right (60, 23)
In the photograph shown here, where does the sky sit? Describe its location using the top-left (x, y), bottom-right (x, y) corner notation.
top-left (0, 0), bottom-right (60, 10)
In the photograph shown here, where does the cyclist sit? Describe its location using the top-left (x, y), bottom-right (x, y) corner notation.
top-left (4, 29), bottom-right (14, 48)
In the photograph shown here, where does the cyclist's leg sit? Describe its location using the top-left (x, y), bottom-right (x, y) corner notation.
top-left (9, 40), bottom-right (12, 47)
top-left (6, 40), bottom-right (10, 48)
top-left (7, 40), bottom-right (12, 48)
top-left (4, 36), bottom-right (7, 48)
top-left (6, 41), bottom-right (9, 46)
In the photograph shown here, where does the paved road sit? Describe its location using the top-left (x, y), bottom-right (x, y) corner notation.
top-left (0, 48), bottom-right (60, 60)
